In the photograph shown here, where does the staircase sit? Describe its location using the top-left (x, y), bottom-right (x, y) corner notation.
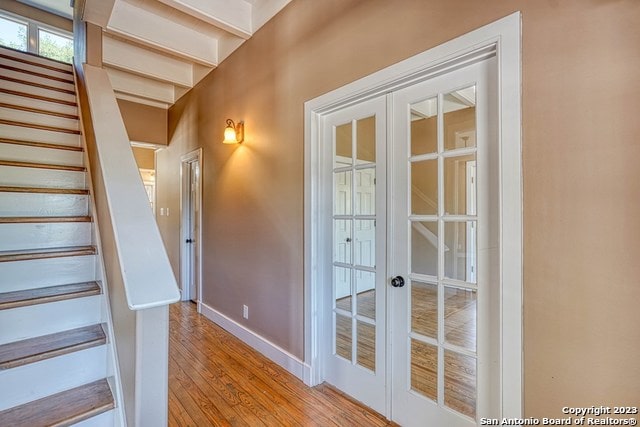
top-left (0, 47), bottom-right (119, 426)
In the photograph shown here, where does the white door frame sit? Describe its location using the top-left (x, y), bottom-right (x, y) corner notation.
top-left (180, 148), bottom-right (203, 303)
top-left (303, 12), bottom-right (522, 418)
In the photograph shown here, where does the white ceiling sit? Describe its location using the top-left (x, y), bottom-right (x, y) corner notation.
top-left (20, 0), bottom-right (292, 108)
top-left (17, 0), bottom-right (72, 19)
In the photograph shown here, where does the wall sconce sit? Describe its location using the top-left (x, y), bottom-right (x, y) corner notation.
top-left (223, 119), bottom-right (244, 144)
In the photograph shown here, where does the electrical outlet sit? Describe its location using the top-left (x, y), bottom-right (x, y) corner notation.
top-left (243, 305), bottom-right (249, 319)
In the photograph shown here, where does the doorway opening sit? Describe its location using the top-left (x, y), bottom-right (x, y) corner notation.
top-left (180, 149), bottom-right (203, 303)
top-left (304, 12), bottom-right (522, 426)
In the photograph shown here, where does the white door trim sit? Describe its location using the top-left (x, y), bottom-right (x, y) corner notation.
top-left (304, 12), bottom-right (522, 418)
top-left (180, 148), bottom-right (203, 303)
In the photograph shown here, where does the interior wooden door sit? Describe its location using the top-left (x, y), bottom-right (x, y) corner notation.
top-left (390, 57), bottom-right (499, 426)
top-left (323, 95), bottom-right (387, 414)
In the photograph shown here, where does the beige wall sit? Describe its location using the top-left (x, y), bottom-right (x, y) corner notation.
top-left (157, 0), bottom-right (640, 416)
top-left (117, 99), bottom-right (168, 146)
top-left (0, 0), bottom-right (72, 32)
top-left (132, 147), bottom-right (155, 170)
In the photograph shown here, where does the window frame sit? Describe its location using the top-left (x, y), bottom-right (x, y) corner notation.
top-left (0, 13), bottom-right (29, 53)
top-left (0, 10), bottom-right (73, 63)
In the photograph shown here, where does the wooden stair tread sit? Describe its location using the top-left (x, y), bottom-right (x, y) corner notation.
top-left (0, 88), bottom-right (77, 107)
top-left (0, 74), bottom-right (75, 95)
top-left (0, 137), bottom-right (82, 152)
top-left (0, 186), bottom-right (88, 195)
top-left (0, 159), bottom-right (85, 172)
top-left (0, 246), bottom-right (96, 262)
top-left (0, 102), bottom-right (78, 120)
top-left (0, 324), bottom-right (106, 370)
top-left (0, 379), bottom-right (114, 426)
top-left (0, 216), bottom-right (91, 224)
top-left (0, 282), bottom-right (101, 310)
top-left (0, 63), bottom-right (74, 84)
top-left (0, 50), bottom-right (73, 75)
top-left (0, 119), bottom-right (80, 135)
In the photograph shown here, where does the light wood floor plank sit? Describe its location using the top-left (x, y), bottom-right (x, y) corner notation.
top-left (169, 302), bottom-right (396, 426)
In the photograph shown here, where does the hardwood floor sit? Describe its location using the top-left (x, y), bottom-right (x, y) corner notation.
top-left (169, 302), bottom-right (397, 427)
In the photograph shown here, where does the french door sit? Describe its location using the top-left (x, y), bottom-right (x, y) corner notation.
top-left (324, 95), bottom-right (387, 413)
top-left (322, 57), bottom-right (498, 425)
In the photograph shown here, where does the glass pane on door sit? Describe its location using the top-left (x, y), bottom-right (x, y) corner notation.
top-left (357, 117), bottom-right (376, 164)
top-left (407, 85), bottom-right (478, 419)
top-left (444, 153), bottom-right (476, 216)
top-left (444, 350), bottom-right (476, 418)
top-left (332, 115), bottom-right (379, 374)
top-left (411, 281), bottom-right (437, 339)
top-left (335, 122), bottom-right (352, 167)
top-left (444, 286), bottom-right (476, 351)
top-left (336, 314), bottom-right (352, 361)
top-left (411, 160), bottom-right (438, 215)
top-left (411, 339), bottom-right (438, 401)
top-left (410, 97), bottom-right (438, 156)
top-left (444, 86), bottom-right (476, 151)
top-left (357, 321), bottom-right (375, 371)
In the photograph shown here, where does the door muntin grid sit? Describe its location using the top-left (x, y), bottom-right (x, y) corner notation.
top-left (408, 85), bottom-right (479, 419)
top-left (333, 115), bottom-right (378, 373)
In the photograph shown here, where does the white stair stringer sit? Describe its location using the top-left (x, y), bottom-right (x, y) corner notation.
top-left (0, 47), bottom-right (123, 426)
top-left (74, 409), bottom-right (116, 427)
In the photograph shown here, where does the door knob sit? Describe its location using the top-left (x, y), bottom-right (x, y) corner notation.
top-left (391, 276), bottom-right (405, 288)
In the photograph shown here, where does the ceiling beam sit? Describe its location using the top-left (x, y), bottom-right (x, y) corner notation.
top-left (156, 0), bottom-right (252, 39)
top-left (252, 0), bottom-right (292, 32)
top-left (106, 0), bottom-right (219, 67)
top-left (82, 0), bottom-right (116, 27)
top-left (103, 35), bottom-right (194, 88)
top-left (105, 67), bottom-right (175, 105)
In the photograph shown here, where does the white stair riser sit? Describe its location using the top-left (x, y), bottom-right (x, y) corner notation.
top-left (0, 165), bottom-right (86, 189)
top-left (0, 91), bottom-right (77, 117)
top-left (0, 106), bottom-right (79, 131)
top-left (0, 255), bottom-right (95, 292)
top-left (0, 124), bottom-right (80, 147)
top-left (73, 408), bottom-right (116, 427)
top-left (0, 222), bottom-right (92, 251)
top-left (0, 345), bottom-right (107, 410)
top-left (0, 143), bottom-right (83, 167)
top-left (0, 67), bottom-right (75, 92)
top-left (0, 295), bottom-right (102, 344)
top-left (0, 192), bottom-right (89, 219)
top-left (0, 79), bottom-right (76, 104)
top-left (0, 61), bottom-right (73, 83)
top-left (0, 49), bottom-right (72, 74)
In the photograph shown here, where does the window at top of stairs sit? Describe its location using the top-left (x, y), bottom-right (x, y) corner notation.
top-left (0, 11), bottom-right (73, 64)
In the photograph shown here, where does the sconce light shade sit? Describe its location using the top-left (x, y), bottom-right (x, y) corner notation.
top-left (223, 119), bottom-right (244, 144)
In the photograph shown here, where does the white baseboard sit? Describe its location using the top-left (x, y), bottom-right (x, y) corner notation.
top-left (198, 301), bottom-right (311, 384)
